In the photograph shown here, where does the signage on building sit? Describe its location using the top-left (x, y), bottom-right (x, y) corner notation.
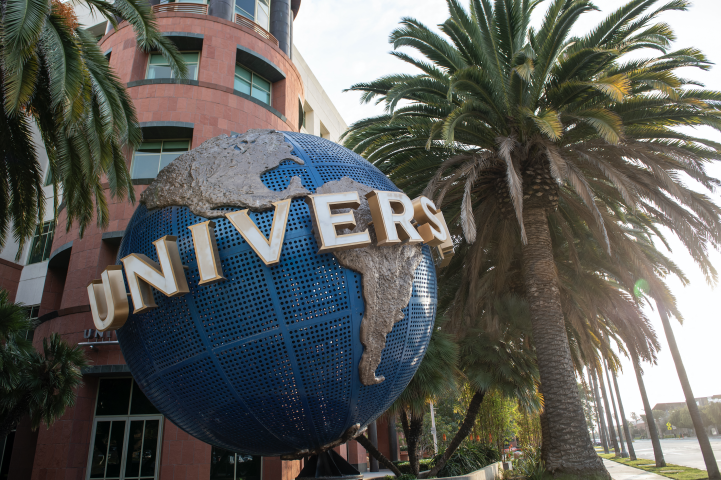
top-left (87, 189), bottom-right (452, 332)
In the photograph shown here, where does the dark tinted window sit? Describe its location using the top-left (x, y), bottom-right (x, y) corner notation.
top-left (96, 378), bottom-right (132, 416)
top-left (130, 381), bottom-right (159, 415)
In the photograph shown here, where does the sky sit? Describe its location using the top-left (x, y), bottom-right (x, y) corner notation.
top-left (294, 1), bottom-right (721, 418)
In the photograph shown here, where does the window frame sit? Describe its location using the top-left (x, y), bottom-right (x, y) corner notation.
top-left (234, 64), bottom-right (272, 106)
top-left (235, 0), bottom-right (271, 30)
top-left (145, 51), bottom-right (201, 81)
top-left (23, 305), bottom-right (39, 342)
top-left (210, 447), bottom-right (263, 480)
top-left (130, 139), bottom-right (192, 180)
top-left (86, 378), bottom-right (164, 480)
top-left (27, 220), bottom-right (55, 265)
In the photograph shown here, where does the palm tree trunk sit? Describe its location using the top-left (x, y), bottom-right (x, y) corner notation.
top-left (631, 349), bottom-right (665, 467)
top-left (657, 306), bottom-right (721, 479)
top-left (0, 394), bottom-right (30, 439)
top-left (401, 410), bottom-right (424, 476)
top-left (521, 207), bottom-right (608, 478)
top-left (597, 367), bottom-right (620, 455)
top-left (589, 369), bottom-right (610, 454)
top-left (422, 390), bottom-right (486, 479)
top-left (356, 434), bottom-right (403, 476)
top-left (604, 361), bottom-right (628, 458)
top-left (610, 367), bottom-right (636, 460)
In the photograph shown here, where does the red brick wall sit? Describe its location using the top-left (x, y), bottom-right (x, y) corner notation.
top-left (98, 12), bottom-right (305, 142)
top-left (30, 11), bottom-right (307, 480)
top-left (7, 416), bottom-right (39, 480)
top-left (261, 456), bottom-right (303, 480)
top-left (0, 258), bottom-right (22, 302)
top-left (159, 420), bottom-right (211, 480)
top-left (30, 377), bottom-right (98, 480)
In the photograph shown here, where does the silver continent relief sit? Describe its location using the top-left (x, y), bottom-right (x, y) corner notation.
top-left (140, 130), bottom-right (309, 217)
top-left (316, 177), bottom-right (423, 386)
top-left (141, 133), bottom-right (423, 388)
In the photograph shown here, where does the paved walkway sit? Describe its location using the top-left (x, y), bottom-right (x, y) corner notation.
top-left (360, 460), bottom-right (675, 479)
top-left (363, 470), bottom-right (393, 478)
top-left (603, 459), bottom-right (668, 480)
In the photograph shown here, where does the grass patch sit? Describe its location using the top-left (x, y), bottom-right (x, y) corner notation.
top-left (599, 453), bottom-right (709, 480)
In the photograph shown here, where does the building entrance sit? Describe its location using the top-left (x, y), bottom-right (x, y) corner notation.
top-left (87, 379), bottom-right (163, 480)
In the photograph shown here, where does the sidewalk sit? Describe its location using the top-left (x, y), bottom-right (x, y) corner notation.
top-left (361, 461), bottom-right (667, 479)
top-left (603, 459), bottom-right (669, 480)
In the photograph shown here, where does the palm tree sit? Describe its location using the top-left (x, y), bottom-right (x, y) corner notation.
top-left (388, 319), bottom-right (459, 476)
top-left (589, 369), bottom-right (609, 454)
top-left (0, 0), bottom-right (186, 251)
top-left (343, 0), bottom-right (721, 475)
top-left (630, 346), bottom-right (666, 467)
top-left (655, 305), bottom-right (720, 478)
top-left (595, 367), bottom-right (620, 456)
top-left (0, 289), bottom-right (88, 438)
top-left (421, 294), bottom-right (541, 479)
top-left (610, 366), bottom-right (636, 460)
top-left (603, 359), bottom-right (627, 457)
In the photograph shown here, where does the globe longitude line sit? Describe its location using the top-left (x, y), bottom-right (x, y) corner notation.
top-left (173, 271), bottom-right (299, 452)
top-left (255, 236), bottom-right (324, 447)
top-left (338, 266), bottom-right (364, 432)
top-left (115, 133), bottom-right (438, 456)
top-left (123, 205), bottom-right (299, 454)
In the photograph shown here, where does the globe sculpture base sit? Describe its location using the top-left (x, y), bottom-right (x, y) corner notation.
top-left (296, 450), bottom-right (363, 480)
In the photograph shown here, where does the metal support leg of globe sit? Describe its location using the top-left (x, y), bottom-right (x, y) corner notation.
top-left (296, 450), bottom-right (363, 479)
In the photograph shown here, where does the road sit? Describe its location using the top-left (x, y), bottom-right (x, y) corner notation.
top-left (629, 437), bottom-right (721, 471)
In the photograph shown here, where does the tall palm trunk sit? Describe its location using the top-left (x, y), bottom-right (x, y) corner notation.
top-left (400, 410), bottom-right (424, 477)
top-left (610, 367), bottom-right (636, 460)
top-left (422, 390), bottom-right (486, 479)
top-left (589, 369), bottom-right (610, 454)
top-left (604, 361), bottom-right (628, 457)
top-left (658, 306), bottom-right (721, 479)
top-left (521, 207), bottom-right (608, 478)
top-left (631, 349), bottom-right (665, 467)
top-left (597, 367), bottom-right (620, 455)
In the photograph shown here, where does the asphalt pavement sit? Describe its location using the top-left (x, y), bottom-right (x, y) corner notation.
top-left (626, 437), bottom-right (721, 472)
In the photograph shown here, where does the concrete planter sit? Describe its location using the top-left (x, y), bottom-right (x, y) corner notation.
top-left (426, 461), bottom-right (503, 480)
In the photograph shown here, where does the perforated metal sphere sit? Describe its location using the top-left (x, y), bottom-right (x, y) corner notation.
top-left (116, 132), bottom-right (437, 456)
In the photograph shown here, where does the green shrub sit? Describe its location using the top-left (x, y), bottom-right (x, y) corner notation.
top-left (381, 475), bottom-right (417, 480)
top-left (432, 443), bottom-right (501, 478)
top-left (393, 459), bottom-right (433, 474)
top-left (513, 446), bottom-right (545, 480)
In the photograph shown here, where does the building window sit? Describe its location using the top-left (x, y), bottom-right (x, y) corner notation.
top-left (87, 378), bottom-right (162, 480)
top-left (44, 168), bottom-right (53, 186)
top-left (234, 64), bottom-right (271, 105)
top-left (298, 100), bottom-right (305, 130)
top-left (131, 140), bottom-right (190, 179)
top-left (27, 221), bottom-right (55, 264)
top-left (146, 52), bottom-right (199, 80)
top-left (235, 0), bottom-right (270, 30)
top-left (210, 447), bottom-right (261, 480)
top-left (22, 305), bottom-right (39, 342)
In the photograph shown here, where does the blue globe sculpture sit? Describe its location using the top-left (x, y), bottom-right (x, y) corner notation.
top-left (116, 132), bottom-right (437, 456)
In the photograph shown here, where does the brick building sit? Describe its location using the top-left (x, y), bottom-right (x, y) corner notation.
top-left (0, 1), bottom-right (401, 478)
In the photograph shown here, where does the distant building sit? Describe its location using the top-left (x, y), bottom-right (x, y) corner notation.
top-left (653, 395), bottom-right (721, 412)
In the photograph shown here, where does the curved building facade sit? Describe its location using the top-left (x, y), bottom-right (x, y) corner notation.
top-left (0, 2), bottom-right (404, 480)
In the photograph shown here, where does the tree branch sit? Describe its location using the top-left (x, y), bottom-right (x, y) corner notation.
top-left (356, 433), bottom-right (403, 476)
top-left (421, 389), bottom-right (486, 479)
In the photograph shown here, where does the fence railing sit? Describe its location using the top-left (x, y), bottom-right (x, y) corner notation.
top-left (152, 3), bottom-right (209, 15)
top-left (234, 14), bottom-right (279, 46)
